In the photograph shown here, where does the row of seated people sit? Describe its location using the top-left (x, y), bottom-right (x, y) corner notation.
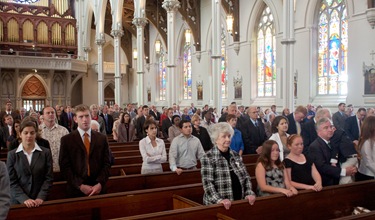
top-left (0, 103), bottom-right (374, 217)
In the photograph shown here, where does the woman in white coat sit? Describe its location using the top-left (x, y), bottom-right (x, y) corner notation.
top-left (268, 116), bottom-right (290, 161)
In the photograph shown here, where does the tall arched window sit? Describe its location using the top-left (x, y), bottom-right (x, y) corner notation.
top-left (158, 46), bottom-right (167, 101)
top-left (257, 6), bottom-right (276, 97)
top-left (318, 0), bottom-right (347, 95)
top-left (221, 28), bottom-right (228, 99)
top-left (183, 42), bottom-right (192, 100)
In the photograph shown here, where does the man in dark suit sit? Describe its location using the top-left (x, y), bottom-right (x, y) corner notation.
top-left (332, 103), bottom-right (347, 131)
top-left (135, 105), bottom-right (149, 139)
top-left (345, 107), bottom-right (366, 143)
top-left (0, 100), bottom-right (20, 127)
top-left (241, 106), bottom-right (267, 154)
top-left (59, 104), bottom-right (111, 198)
top-left (0, 114), bottom-right (13, 149)
top-left (309, 117), bottom-right (357, 186)
top-left (286, 105), bottom-right (307, 135)
top-left (161, 108), bottom-right (173, 138)
top-left (301, 108), bottom-right (331, 154)
top-left (99, 105), bottom-right (114, 135)
top-left (149, 105), bottom-right (161, 121)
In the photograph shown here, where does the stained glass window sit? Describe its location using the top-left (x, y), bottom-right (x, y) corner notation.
top-left (158, 47), bottom-right (167, 101)
top-left (257, 6), bottom-right (276, 97)
top-left (221, 28), bottom-right (228, 99)
top-left (183, 43), bottom-right (192, 100)
top-left (318, 0), bottom-right (347, 95)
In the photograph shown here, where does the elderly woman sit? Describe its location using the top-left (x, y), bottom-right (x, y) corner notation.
top-left (6, 120), bottom-right (53, 208)
top-left (201, 122), bottom-right (256, 210)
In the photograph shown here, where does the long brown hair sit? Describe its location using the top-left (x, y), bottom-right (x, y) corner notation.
top-left (257, 140), bottom-right (284, 171)
top-left (358, 115), bottom-right (375, 153)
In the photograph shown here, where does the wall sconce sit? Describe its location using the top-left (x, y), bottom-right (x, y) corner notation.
top-left (155, 40), bottom-right (161, 54)
top-left (133, 48), bottom-right (138, 60)
top-left (185, 29), bottom-right (191, 45)
top-left (226, 14), bottom-right (233, 34)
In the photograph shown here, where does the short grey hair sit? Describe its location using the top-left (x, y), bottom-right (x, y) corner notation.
top-left (90, 120), bottom-right (100, 131)
top-left (315, 117), bottom-right (332, 131)
top-left (209, 122), bottom-right (234, 144)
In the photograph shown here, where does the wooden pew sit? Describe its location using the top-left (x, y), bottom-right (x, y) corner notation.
top-left (48, 164), bottom-right (257, 200)
top-left (111, 180), bottom-right (375, 220)
top-left (7, 183), bottom-right (204, 220)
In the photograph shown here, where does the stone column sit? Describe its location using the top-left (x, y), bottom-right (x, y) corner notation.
top-left (95, 33), bottom-right (106, 106)
top-left (211, 0), bottom-right (222, 115)
top-left (132, 17), bottom-right (147, 105)
top-left (111, 26), bottom-right (124, 106)
top-left (162, 0), bottom-right (180, 105)
top-left (281, 0), bottom-right (296, 110)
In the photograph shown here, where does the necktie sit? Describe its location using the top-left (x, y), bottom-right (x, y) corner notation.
top-left (84, 133), bottom-right (90, 176)
top-left (327, 141), bottom-right (332, 150)
top-left (296, 122), bottom-right (301, 135)
top-left (254, 120), bottom-right (258, 127)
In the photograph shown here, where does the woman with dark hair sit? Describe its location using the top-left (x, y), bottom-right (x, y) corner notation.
top-left (226, 114), bottom-right (244, 155)
top-left (117, 112), bottom-right (135, 143)
top-left (6, 119), bottom-right (21, 149)
top-left (269, 115), bottom-right (290, 161)
top-left (139, 120), bottom-right (167, 174)
top-left (284, 134), bottom-right (322, 191)
top-left (357, 115), bottom-right (375, 181)
top-left (168, 115), bottom-right (181, 142)
top-left (191, 115), bottom-right (213, 151)
top-left (282, 108), bottom-right (290, 117)
top-left (255, 140), bottom-right (297, 197)
top-left (7, 120), bottom-right (53, 207)
top-left (8, 116), bottom-right (50, 151)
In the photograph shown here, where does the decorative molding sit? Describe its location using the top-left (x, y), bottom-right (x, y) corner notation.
top-left (366, 8), bottom-right (375, 29)
top-left (162, 0), bottom-right (180, 12)
top-left (233, 42), bottom-right (240, 55)
top-left (132, 17), bottom-right (148, 27)
top-left (91, 62), bottom-right (127, 74)
top-left (0, 55), bottom-right (88, 73)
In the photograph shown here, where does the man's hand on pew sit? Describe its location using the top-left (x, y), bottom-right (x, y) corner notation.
top-left (35, 198), bottom-right (44, 207)
top-left (245, 195), bottom-right (256, 206)
top-left (23, 198), bottom-right (43, 208)
top-left (80, 184), bottom-right (93, 195)
top-left (175, 168), bottom-right (183, 175)
top-left (89, 183), bottom-right (102, 196)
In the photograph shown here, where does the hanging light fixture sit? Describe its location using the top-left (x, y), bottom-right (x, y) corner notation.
top-left (155, 40), bottom-right (161, 54)
top-left (226, 14), bottom-right (233, 34)
top-left (133, 48), bottom-right (138, 60)
top-left (185, 29), bottom-right (191, 45)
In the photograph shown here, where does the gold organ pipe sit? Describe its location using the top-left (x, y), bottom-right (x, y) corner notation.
top-left (8, 19), bottom-right (19, 42)
top-left (0, 20), bottom-right (3, 42)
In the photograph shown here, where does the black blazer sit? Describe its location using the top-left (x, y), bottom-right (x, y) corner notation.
top-left (59, 130), bottom-right (111, 197)
top-left (301, 119), bottom-right (317, 155)
top-left (344, 116), bottom-right (360, 141)
top-left (241, 115), bottom-right (267, 154)
top-left (286, 113), bottom-right (298, 135)
top-left (309, 137), bottom-right (341, 186)
top-left (330, 129), bottom-right (357, 163)
top-left (332, 111), bottom-right (348, 131)
top-left (192, 126), bottom-right (213, 151)
top-left (100, 113), bottom-right (114, 135)
top-left (161, 118), bottom-right (172, 138)
top-left (7, 146), bottom-right (53, 204)
top-left (59, 111), bottom-right (70, 131)
top-left (135, 116), bottom-right (146, 139)
top-left (149, 110), bottom-right (161, 121)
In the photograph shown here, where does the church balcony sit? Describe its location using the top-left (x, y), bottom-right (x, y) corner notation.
top-left (91, 62), bottom-right (127, 75)
top-left (0, 50), bottom-right (87, 73)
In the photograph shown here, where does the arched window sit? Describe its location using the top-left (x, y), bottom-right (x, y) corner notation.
top-left (257, 6), bottom-right (276, 97)
top-left (158, 46), bottom-right (167, 101)
top-left (318, 0), bottom-right (348, 95)
top-left (183, 42), bottom-right (192, 100)
top-left (221, 28), bottom-right (228, 99)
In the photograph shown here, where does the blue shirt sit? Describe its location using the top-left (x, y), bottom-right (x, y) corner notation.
top-left (230, 128), bottom-right (244, 153)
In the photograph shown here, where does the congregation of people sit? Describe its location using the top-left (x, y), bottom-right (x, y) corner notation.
top-left (1, 100), bottom-right (375, 217)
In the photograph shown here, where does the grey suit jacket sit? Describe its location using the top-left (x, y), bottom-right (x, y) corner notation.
top-left (6, 146), bottom-right (53, 204)
top-left (0, 161), bottom-right (10, 219)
